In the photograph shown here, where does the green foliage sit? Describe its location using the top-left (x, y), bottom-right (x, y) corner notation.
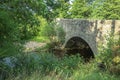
top-left (19, 15), bottom-right (43, 39)
top-left (40, 22), bottom-right (56, 41)
top-left (67, 0), bottom-right (120, 19)
top-left (40, 22), bottom-right (65, 43)
top-left (57, 0), bottom-right (71, 18)
top-left (0, 53), bottom-right (81, 79)
top-left (97, 33), bottom-right (119, 62)
top-left (0, 42), bottom-right (22, 59)
top-left (1, 52), bottom-right (120, 80)
top-left (97, 33), bottom-right (120, 76)
top-left (101, 0), bottom-right (120, 19)
top-left (69, 0), bottom-right (92, 18)
top-left (0, 10), bottom-right (18, 43)
top-left (90, 0), bottom-right (104, 19)
top-left (44, 0), bottom-right (70, 19)
top-left (90, 0), bottom-right (120, 19)
top-left (0, 0), bottom-right (47, 39)
top-left (0, 10), bottom-right (21, 58)
top-left (56, 26), bottom-right (65, 44)
top-left (40, 22), bottom-right (65, 53)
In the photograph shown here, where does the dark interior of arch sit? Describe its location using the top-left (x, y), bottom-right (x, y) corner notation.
top-left (65, 37), bottom-right (94, 62)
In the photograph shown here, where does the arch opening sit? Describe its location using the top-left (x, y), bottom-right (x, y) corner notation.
top-left (65, 37), bottom-right (94, 62)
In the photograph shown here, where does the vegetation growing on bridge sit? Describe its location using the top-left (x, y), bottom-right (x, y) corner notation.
top-left (0, 0), bottom-right (120, 80)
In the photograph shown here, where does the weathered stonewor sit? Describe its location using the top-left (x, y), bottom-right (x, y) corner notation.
top-left (56, 19), bottom-right (120, 56)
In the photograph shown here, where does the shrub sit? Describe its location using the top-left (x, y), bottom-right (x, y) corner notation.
top-left (0, 10), bottom-right (21, 58)
top-left (97, 33), bottom-right (120, 75)
top-left (40, 22), bottom-right (57, 41)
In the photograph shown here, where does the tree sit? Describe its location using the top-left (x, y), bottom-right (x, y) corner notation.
top-left (0, 0), bottom-right (48, 39)
top-left (90, 0), bottom-right (104, 19)
top-left (56, 0), bottom-right (71, 18)
top-left (90, 0), bottom-right (120, 19)
top-left (0, 0), bottom-right (47, 57)
top-left (102, 0), bottom-right (120, 19)
top-left (69, 0), bottom-right (92, 18)
top-left (44, 0), bottom-right (70, 19)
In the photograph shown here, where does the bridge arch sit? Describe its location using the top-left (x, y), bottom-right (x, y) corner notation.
top-left (56, 19), bottom-right (120, 61)
top-left (64, 36), bottom-right (94, 61)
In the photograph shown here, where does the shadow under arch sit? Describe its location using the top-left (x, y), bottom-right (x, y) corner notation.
top-left (65, 36), bottom-right (94, 62)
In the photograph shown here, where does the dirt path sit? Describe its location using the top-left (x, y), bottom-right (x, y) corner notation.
top-left (24, 41), bottom-right (46, 52)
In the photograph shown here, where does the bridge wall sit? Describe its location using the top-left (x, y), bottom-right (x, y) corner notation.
top-left (56, 19), bottom-right (120, 54)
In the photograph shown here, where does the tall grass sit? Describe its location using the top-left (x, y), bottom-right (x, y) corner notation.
top-left (1, 52), bottom-right (120, 80)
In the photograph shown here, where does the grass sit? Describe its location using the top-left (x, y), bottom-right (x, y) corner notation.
top-left (6, 71), bottom-right (120, 80)
top-left (1, 52), bottom-right (120, 80)
top-left (31, 36), bottom-right (49, 42)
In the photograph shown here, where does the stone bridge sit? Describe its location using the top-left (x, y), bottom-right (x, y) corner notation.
top-left (56, 19), bottom-right (120, 60)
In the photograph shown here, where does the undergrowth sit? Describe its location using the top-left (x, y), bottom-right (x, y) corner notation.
top-left (0, 52), bottom-right (120, 80)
